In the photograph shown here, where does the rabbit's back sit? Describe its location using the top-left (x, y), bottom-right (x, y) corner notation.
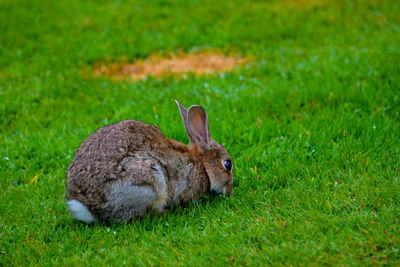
top-left (66, 120), bottom-right (166, 211)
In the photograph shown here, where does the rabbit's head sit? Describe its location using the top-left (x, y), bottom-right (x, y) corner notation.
top-left (176, 100), bottom-right (234, 195)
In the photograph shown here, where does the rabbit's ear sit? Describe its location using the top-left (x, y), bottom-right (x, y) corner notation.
top-left (175, 100), bottom-right (196, 145)
top-left (188, 105), bottom-right (210, 148)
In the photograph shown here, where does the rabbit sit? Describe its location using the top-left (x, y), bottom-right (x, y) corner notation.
top-left (66, 100), bottom-right (234, 223)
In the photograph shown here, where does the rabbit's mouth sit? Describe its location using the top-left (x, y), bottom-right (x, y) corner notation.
top-left (210, 189), bottom-right (223, 196)
top-left (210, 182), bottom-right (232, 196)
top-left (210, 183), bottom-right (224, 196)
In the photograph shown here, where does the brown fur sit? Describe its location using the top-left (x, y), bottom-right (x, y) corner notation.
top-left (66, 102), bottom-right (233, 223)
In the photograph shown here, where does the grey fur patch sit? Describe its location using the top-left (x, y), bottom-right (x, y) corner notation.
top-left (172, 178), bottom-right (188, 204)
top-left (104, 181), bottom-right (157, 222)
top-left (150, 162), bottom-right (168, 212)
top-left (171, 162), bottom-right (192, 204)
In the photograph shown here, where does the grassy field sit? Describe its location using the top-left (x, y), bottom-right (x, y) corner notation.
top-left (1, 0), bottom-right (400, 265)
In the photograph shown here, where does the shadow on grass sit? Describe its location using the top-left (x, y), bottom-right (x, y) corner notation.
top-left (60, 194), bottom-right (231, 231)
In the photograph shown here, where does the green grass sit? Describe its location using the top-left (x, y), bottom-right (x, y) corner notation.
top-left (1, 0), bottom-right (400, 265)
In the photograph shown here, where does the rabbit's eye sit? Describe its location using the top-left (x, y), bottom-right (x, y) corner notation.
top-left (223, 160), bottom-right (232, 171)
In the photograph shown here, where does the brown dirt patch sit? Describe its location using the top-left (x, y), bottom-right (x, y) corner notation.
top-left (92, 51), bottom-right (248, 80)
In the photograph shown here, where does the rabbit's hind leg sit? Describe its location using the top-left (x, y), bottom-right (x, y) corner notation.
top-left (105, 181), bottom-right (157, 222)
top-left (104, 156), bottom-right (168, 222)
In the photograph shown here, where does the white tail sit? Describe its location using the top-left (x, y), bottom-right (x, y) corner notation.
top-left (67, 200), bottom-right (95, 223)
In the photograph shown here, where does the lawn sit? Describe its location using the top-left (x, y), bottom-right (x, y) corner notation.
top-left (1, 0), bottom-right (400, 265)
